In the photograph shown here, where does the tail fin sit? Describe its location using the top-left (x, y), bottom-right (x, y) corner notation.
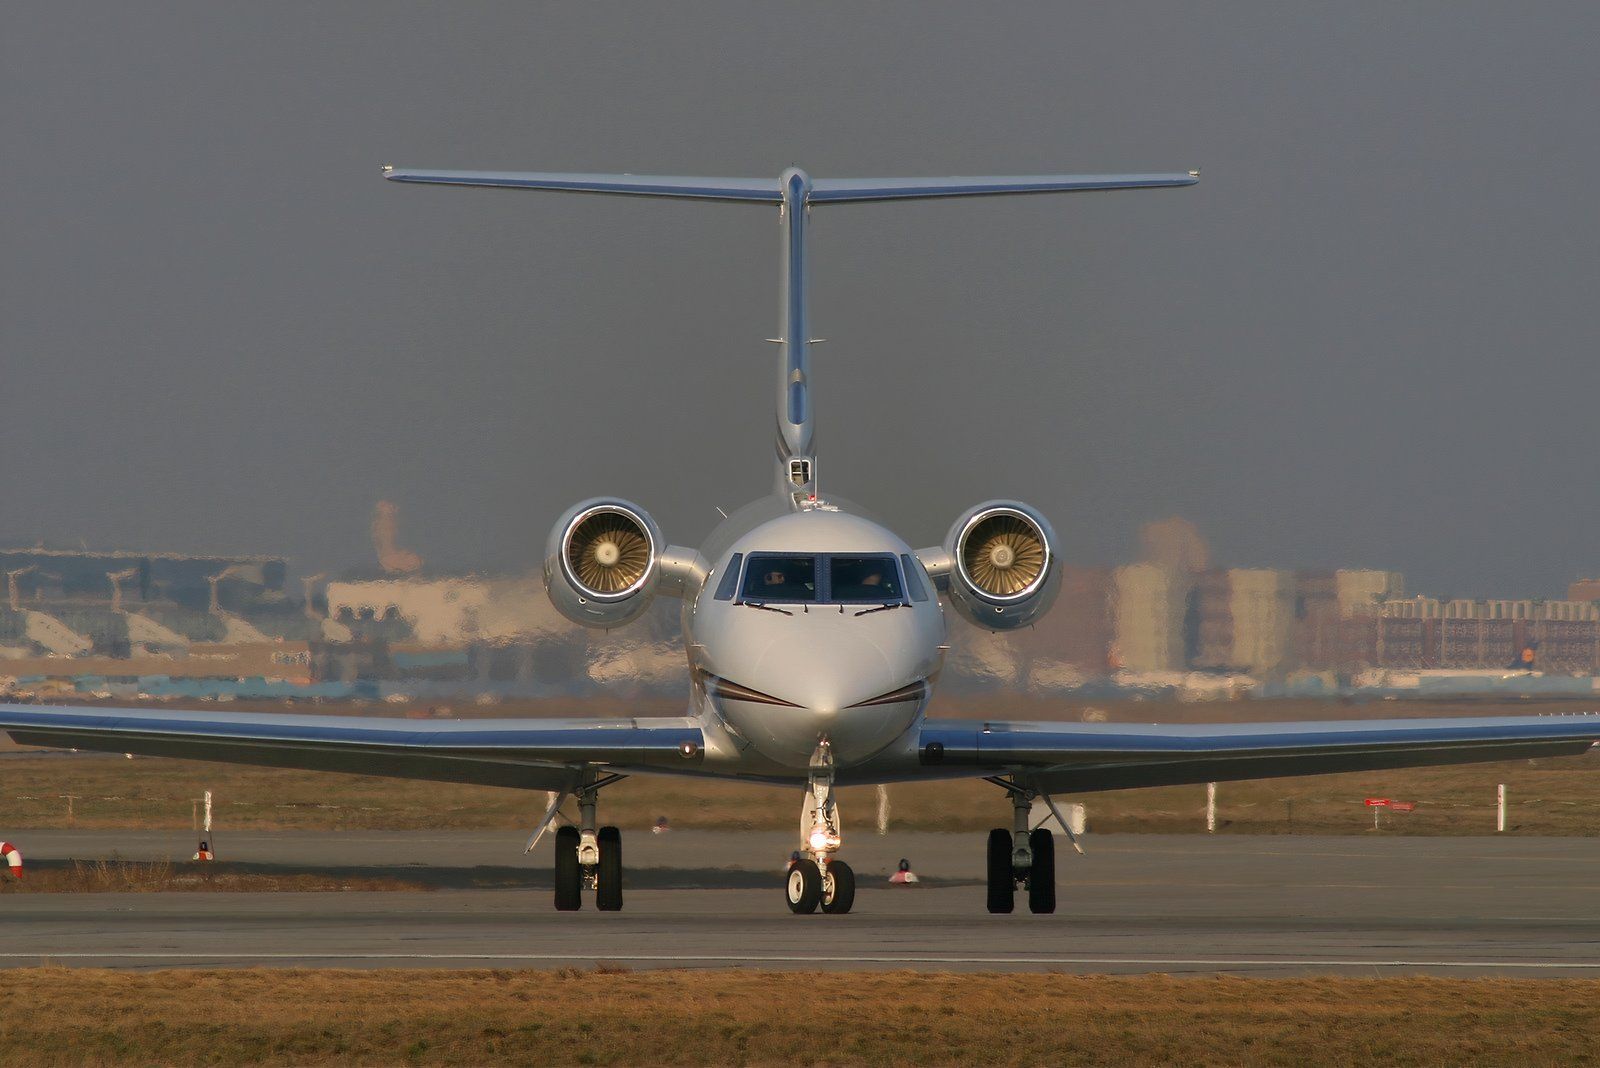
top-left (385, 165), bottom-right (1199, 497)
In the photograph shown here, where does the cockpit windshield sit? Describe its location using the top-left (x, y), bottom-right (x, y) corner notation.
top-left (738, 553), bottom-right (905, 605)
top-left (828, 555), bottom-right (903, 602)
top-left (741, 554), bottom-right (818, 603)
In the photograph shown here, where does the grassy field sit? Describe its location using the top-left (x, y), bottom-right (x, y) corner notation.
top-left (3, 750), bottom-right (1598, 836)
top-left (0, 858), bottom-right (433, 894)
top-left (0, 969), bottom-right (1597, 1066)
top-left (3, 697), bottom-right (1599, 836)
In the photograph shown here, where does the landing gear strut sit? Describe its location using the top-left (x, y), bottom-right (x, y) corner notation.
top-left (983, 776), bottom-right (1056, 915)
top-left (551, 772), bottom-right (626, 912)
top-left (786, 739), bottom-right (855, 914)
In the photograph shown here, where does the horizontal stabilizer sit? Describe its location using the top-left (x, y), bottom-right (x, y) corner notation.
top-left (382, 168), bottom-right (1200, 205)
top-left (382, 167), bottom-right (782, 202)
top-left (808, 172), bottom-right (1200, 203)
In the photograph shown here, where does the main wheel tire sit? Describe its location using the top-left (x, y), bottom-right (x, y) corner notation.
top-left (820, 860), bottom-right (856, 914)
top-left (986, 828), bottom-right (1014, 914)
top-left (554, 825), bottom-right (582, 912)
top-left (786, 858), bottom-right (823, 914)
top-left (1028, 827), bottom-right (1056, 915)
top-left (596, 825), bottom-right (623, 912)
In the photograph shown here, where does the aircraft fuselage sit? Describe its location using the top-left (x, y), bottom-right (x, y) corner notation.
top-left (684, 496), bottom-right (946, 775)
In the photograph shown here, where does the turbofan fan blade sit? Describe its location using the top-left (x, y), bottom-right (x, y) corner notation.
top-left (962, 515), bottom-right (1045, 596)
top-left (568, 513), bottom-right (651, 594)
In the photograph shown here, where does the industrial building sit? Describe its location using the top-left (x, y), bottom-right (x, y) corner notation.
top-left (0, 546), bottom-right (302, 660)
top-left (1375, 597), bottom-right (1600, 673)
top-left (5, 522), bottom-right (1600, 698)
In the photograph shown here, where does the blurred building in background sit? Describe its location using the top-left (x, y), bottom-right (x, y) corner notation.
top-left (1110, 563), bottom-right (1185, 672)
top-left (1191, 568), bottom-right (1296, 674)
top-left (4, 509), bottom-right (1600, 703)
top-left (1373, 597), bottom-right (1600, 673)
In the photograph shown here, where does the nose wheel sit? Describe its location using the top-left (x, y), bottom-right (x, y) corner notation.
top-left (786, 858), bottom-right (822, 913)
top-left (785, 857), bottom-right (855, 914)
top-left (821, 859), bottom-right (856, 913)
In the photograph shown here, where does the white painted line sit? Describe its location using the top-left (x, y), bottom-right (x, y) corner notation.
top-left (0, 952), bottom-right (1598, 969)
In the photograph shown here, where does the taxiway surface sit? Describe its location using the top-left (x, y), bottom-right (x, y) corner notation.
top-left (4, 831), bottom-right (1600, 975)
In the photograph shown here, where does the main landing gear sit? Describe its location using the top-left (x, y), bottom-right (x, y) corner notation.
top-left (983, 776), bottom-right (1072, 915)
top-left (786, 739), bottom-right (855, 915)
top-left (549, 773), bottom-right (626, 912)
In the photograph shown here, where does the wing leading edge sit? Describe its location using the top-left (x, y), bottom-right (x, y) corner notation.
top-left (918, 714), bottom-right (1600, 793)
top-left (0, 705), bottom-right (704, 791)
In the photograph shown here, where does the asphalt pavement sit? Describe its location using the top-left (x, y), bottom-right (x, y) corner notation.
top-left (3, 830), bottom-right (1599, 975)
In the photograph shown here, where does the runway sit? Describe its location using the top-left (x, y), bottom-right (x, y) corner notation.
top-left (5, 831), bottom-right (1600, 975)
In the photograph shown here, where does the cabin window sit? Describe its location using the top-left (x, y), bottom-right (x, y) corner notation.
top-left (713, 553), bottom-right (744, 601)
top-left (740, 554), bottom-right (818, 603)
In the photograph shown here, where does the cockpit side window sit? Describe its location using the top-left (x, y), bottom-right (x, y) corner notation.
top-left (828, 555), bottom-right (904, 603)
top-left (713, 553), bottom-right (744, 601)
top-left (740, 553), bottom-right (818, 603)
top-left (899, 554), bottom-right (929, 602)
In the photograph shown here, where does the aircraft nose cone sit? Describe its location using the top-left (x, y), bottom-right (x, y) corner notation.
top-left (731, 631), bottom-right (923, 766)
top-left (698, 603), bottom-right (939, 768)
top-left (758, 636), bottom-right (894, 714)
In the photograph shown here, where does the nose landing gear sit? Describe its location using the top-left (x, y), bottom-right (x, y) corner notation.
top-left (786, 739), bottom-right (856, 914)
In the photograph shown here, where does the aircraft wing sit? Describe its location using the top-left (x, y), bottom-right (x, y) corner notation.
top-left (917, 714), bottom-right (1600, 793)
top-left (0, 704), bottom-right (704, 791)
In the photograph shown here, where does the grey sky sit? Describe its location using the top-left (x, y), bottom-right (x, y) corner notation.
top-left (4, 3), bottom-right (1598, 598)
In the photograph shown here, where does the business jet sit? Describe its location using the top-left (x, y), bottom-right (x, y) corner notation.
top-left (4, 165), bottom-right (1598, 916)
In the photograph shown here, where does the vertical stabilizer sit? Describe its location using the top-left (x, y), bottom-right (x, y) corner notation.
top-left (776, 168), bottom-right (817, 498)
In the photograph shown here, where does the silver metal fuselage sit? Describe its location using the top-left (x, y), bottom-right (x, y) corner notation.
top-left (682, 496), bottom-right (946, 781)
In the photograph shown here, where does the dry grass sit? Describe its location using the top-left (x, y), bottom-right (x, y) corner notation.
top-left (0, 859), bottom-right (431, 894)
top-left (0, 969), bottom-right (1596, 1066)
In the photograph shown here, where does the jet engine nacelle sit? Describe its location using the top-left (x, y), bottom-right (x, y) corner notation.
top-left (544, 498), bottom-right (665, 628)
top-left (940, 500), bottom-right (1060, 630)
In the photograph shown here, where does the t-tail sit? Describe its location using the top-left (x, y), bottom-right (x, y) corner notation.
top-left (382, 164), bottom-right (1200, 497)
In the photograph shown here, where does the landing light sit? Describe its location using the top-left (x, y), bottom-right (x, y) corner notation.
top-left (807, 825), bottom-right (840, 853)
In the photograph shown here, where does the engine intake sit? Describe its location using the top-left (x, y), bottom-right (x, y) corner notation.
top-left (545, 499), bottom-right (663, 627)
top-left (943, 501), bottom-right (1059, 630)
